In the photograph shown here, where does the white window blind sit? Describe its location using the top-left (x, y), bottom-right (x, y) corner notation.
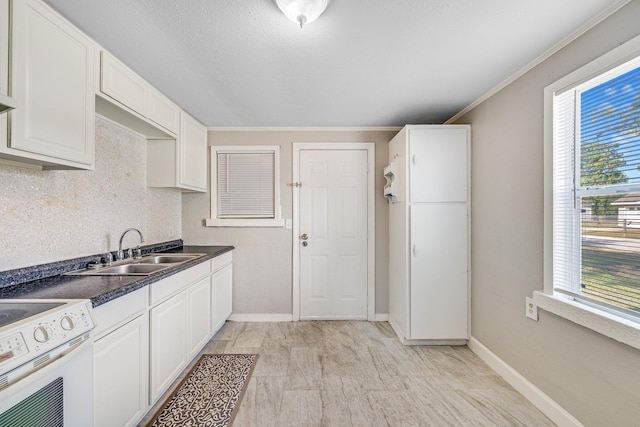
top-left (553, 56), bottom-right (640, 319)
top-left (216, 150), bottom-right (275, 218)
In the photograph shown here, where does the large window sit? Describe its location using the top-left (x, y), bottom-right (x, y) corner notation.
top-left (206, 146), bottom-right (284, 227)
top-left (549, 45), bottom-right (640, 323)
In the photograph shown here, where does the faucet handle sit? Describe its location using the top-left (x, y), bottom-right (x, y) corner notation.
top-left (104, 252), bottom-right (113, 266)
top-left (126, 248), bottom-right (133, 259)
top-left (133, 246), bottom-right (142, 260)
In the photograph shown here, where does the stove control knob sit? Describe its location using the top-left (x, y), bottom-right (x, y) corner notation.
top-left (60, 315), bottom-right (75, 331)
top-left (33, 325), bottom-right (53, 343)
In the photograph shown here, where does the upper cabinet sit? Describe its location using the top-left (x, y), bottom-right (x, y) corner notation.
top-left (147, 111), bottom-right (208, 192)
top-left (98, 49), bottom-right (207, 192)
top-left (1, 0), bottom-right (96, 169)
top-left (98, 51), bottom-right (180, 136)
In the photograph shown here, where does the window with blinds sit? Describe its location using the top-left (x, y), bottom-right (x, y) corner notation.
top-left (207, 146), bottom-right (284, 227)
top-left (216, 150), bottom-right (275, 218)
top-left (552, 56), bottom-right (640, 320)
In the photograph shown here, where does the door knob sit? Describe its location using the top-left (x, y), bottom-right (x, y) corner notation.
top-left (300, 233), bottom-right (309, 241)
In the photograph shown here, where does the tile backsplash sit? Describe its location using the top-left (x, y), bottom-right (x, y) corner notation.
top-left (0, 116), bottom-right (181, 271)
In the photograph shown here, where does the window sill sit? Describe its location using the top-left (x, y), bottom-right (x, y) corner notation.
top-left (205, 218), bottom-right (285, 227)
top-left (533, 291), bottom-right (640, 350)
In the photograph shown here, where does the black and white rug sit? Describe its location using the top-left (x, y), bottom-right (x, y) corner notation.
top-left (147, 354), bottom-right (258, 427)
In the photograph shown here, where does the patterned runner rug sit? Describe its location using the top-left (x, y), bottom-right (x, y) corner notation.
top-left (146, 354), bottom-right (258, 427)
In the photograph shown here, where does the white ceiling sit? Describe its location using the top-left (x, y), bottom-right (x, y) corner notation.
top-left (43, 0), bottom-right (626, 127)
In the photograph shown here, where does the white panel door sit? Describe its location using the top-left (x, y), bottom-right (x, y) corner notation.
top-left (94, 314), bottom-right (148, 427)
top-left (299, 149), bottom-right (368, 319)
top-left (186, 276), bottom-right (211, 359)
top-left (149, 293), bottom-right (187, 404)
top-left (409, 203), bottom-right (468, 339)
top-left (409, 128), bottom-right (468, 203)
top-left (10, 0), bottom-right (95, 166)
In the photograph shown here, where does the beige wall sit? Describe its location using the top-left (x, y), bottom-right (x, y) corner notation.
top-left (455, 2), bottom-right (640, 425)
top-left (182, 129), bottom-right (398, 315)
top-left (0, 116), bottom-right (182, 271)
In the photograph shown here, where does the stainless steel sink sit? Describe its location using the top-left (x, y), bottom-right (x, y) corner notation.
top-left (93, 264), bottom-right (170, 275)
top-left (66, 253), bottom-right (206, 276)
top-left (137, 255), bottom-right (202, 264)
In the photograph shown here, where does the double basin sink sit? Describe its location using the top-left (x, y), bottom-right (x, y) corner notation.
top-left (67, 253), bottom-right (206, 276)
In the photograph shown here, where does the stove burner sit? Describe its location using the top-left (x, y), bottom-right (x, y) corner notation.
top-left (0, 309), bottom-right (29, 328)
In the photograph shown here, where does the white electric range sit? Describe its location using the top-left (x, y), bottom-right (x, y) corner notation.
top-left (0, 299), bottom-right (96, 426)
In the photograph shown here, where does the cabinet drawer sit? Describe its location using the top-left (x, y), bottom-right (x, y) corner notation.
top-left (93, 287), bottom-right (148, 339)
top-left (149, 88), bottom-right (179, 135)
top-left (211, 251), bottom-right (232, 272)
top-left (150, 262), bottom-right (209, 306)
top-left (100, 51), bottom-right (148, 117)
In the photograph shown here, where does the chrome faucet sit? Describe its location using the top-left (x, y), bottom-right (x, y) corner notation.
top-left (117, 228), bottom-right (144, 261)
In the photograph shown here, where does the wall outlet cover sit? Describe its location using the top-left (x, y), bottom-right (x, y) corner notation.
top-left (525, 297), bottom-right (538, 321)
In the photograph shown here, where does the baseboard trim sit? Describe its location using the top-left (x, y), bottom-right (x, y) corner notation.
top-left (228, 313), bottom-right (293, 322)
top-left (374, 313), bottom-right (389, 321)
top-left (468, 337), bottom-right (584, 427)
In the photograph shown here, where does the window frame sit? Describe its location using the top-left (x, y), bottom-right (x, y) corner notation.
top-left (540, 34), bottom-right (640, 350)
top-left (206, 145), bottom-right (285, 227)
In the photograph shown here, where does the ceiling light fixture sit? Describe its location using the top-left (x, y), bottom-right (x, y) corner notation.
top-left (276, 0), bottom-right (329, 28)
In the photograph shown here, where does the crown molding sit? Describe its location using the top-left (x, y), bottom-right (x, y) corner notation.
top-left (446, 0), bottom-right (633, 124)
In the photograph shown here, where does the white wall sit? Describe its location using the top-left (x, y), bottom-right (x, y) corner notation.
top-left (182, 129), bottom-right (397, 316)
top-left (0, 116), bottom-right (181, 271)
top-left (455, 1), bottom-right (640, 425)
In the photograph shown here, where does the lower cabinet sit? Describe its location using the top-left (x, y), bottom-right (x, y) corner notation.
top-left (212, 263), bottom-right (232, 333)
top-left (94, 251), bottom-right (234, 420)
top-left (150, 292), bottom-right (188, 404)
top-left (93, 289), bottom-right (149, 427)
top-left (187, 276), bottom-right (212, 359)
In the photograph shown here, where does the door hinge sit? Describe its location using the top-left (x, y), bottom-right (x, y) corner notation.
top-left (288, 182), bottom-right (302, 188)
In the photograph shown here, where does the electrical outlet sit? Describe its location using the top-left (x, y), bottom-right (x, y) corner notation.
top-left (525, 297), bottom-right (538, 321)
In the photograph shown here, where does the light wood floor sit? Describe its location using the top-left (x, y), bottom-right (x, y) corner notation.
top-left (143, 321), bottom-right (555, 427)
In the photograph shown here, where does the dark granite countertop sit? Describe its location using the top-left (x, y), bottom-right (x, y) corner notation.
top-left (0, 243), bottom-right (234, 308)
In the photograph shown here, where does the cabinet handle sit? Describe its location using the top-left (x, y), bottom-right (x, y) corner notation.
top-left (412, 244), bottom-right (416, 256)
top-left (412, 155), bottom-right (416, 165)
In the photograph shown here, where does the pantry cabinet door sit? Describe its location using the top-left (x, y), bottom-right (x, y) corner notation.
top-left (10, 0), bottom-right (95, 167)
top-left (409, 203), bottom-right (468, 340)
top-left (408, 128), bottom-right (468, 203)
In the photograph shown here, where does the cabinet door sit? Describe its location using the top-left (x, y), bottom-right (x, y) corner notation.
top-left (10, 0), bottom-right (95, 167)
top-left (212, 263), bottom-right (232, 333)
top-left (409, 128), bottom-right (468, 203)
top-left (179, 112), bottom-right (207, 191)
top-left (150, 293), bottom-right (187, 404)
top-left (94, 313), bottom-right (149, 427)
top-left (100, 51), bottom-right (148, 117)
top-left (187, 276), bottom-right (212, 358)
top-left (409, 204), bottom-right (468, 340)
top-left (149, 88), bottom-right (180, 135)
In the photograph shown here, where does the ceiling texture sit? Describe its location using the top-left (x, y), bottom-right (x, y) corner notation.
top-left (43, 0), bottom-right (628, 127)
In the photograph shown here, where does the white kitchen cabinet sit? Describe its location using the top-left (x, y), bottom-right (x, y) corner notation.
top-left (147, 111), bottom-right (208, 192)
top-left (212, 263), bottom-right (233, 333)
top-left (149, 87), bottom-right (181, 135)
top-left (100, 51), bottom-right (148, 118)
top-left (150, 292), bottom-right (187, 404)
top-left (388, 125), bottom-right (470, 344)
top-left (187, 276), bottom-right (212, 359)
top-left (0, 0), bottom-right (8, 151)
top-left (2, 0), bottom-right (95, 169)
top-left (211, 251), bottom-right (233, 334)
top-left (92, 288), bottom-right (149, 427)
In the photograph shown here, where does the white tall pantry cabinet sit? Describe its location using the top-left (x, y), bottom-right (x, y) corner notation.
top-left (387, 125), bottom-right (470, 344)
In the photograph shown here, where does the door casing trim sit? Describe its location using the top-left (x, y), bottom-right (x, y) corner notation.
top-left (292, 142), bottom-right (376, 321)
